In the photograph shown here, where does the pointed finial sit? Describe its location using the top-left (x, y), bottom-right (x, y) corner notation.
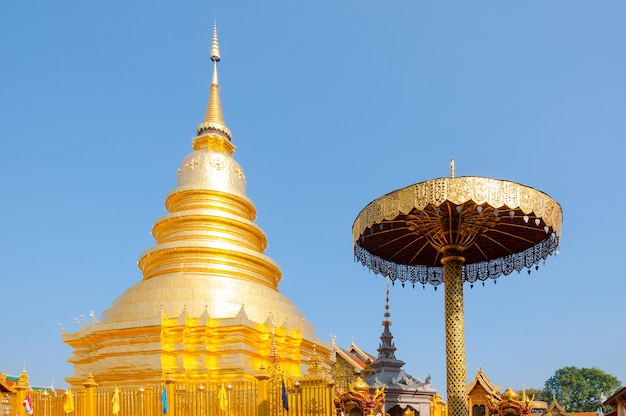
top-left (383, 279), bottom-right (391, 323)
top-left (377, 279), bottom-right (397, 360)
top-left (307, 338), bottom-right (324, 375)
top-left (269, 328), bottom-right (279, 364)
top-left (210, 21), bottom-right (221, 85)
top-left (89, 310), bottom-right (99, 324)
top-left (211, 21), bottom-right (221, 63)
top-left (450, 157), bottom-right (455, 178)
top-left (196, 21), bottom-right (232, 141)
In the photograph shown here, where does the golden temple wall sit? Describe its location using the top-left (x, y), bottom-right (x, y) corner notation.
top-left (63, 310), bottom-right (325, 386)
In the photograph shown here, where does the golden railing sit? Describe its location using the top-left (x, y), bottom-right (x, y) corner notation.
top-left (6, 377), bottom-right (337, 416)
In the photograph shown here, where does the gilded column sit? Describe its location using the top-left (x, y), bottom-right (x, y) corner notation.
top-left (442, 246), bottom-right (468, 416)
top-left (165, 373), bottom-right (176, 416)
top-left (15, 369), bottom-right (31, 416)
top-left (82, 374), bottom-right (98, 416)
top-left (255, 369), bottom-right (270, 416)
top-left (138, 386), bottom-right (146, 416)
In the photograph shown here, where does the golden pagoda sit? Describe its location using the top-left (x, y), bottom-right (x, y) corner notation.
top-left (63, 24), bottom-right (331, 386)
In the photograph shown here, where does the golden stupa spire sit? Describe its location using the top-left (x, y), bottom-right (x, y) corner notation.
top-left (134, 21), bottom-right (282, 290)
top-left (64, 23), bottom-right (328, 385)
top-left (196, 21), bottom-right (232, 142)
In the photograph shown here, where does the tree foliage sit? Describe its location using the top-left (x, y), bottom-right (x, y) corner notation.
top-left (543, 366), bottom-right (622, 412)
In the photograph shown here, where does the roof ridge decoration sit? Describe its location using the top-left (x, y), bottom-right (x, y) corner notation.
top-left (467, 368), bottom-right (500, 396)
top-left (347, 343), bottom-right (375, 364)
top-left (334, 346), bottom-right (367, 368)
top-left (487, 387), bottom-right (535, 416)
top-left (546, 395), bottom-right (568, 414)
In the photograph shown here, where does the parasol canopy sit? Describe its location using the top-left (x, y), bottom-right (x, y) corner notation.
top-left (352, 176), bottom-right (562, 286)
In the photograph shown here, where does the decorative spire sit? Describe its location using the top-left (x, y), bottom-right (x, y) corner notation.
top-left (197, 21), bottom-right (232, 140)
top-left (211, 21), bottom-right (220, 61)
top-left (210, 21), bottom-right (220, 85)
top-left (377, 281), bottom-right (397, 360)
top-left (306, 341), bottom-right (325, 375)
top-left (269, 325), bottom-right (279, 365)
top-left (450, 157), bottom-right (455, 178)
top-left (18, 364), bottom-right (29, 387)
top-left (383, 282), bottom-right (391, 324)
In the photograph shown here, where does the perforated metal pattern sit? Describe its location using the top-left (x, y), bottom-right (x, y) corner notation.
top-left (444, 258), bottom-right (469, 416)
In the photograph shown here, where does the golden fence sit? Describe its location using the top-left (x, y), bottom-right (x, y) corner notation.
top-left (4, 378), bottom-right (337, 416)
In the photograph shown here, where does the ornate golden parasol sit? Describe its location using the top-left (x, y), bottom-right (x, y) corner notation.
top-left (352, 160), bottom-right (562, 416)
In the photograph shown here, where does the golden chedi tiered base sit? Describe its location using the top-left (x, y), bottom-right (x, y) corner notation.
top-left (63, 282), bottom-right (318, 385)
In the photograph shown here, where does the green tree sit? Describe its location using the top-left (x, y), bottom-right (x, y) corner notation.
top-left (543, 366), bottom-right (622, 412)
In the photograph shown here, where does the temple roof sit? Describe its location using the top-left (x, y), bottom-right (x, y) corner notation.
top-left (544, 396), bottom-right (569, 416)
top-left (334, 343), bottom-right (373, 370)
top-left (604, 386), bottom-right (626, 408)
top-left (331, 284), bottom-right (437, 413)
top-left (0, 378), bottom-right (14, 393)
top-left (467, 367), bottom-right (500, 396)
top-left (346, 341), bottom-right (376, 366)
top-left (366, 284), bottom-right (437, 408)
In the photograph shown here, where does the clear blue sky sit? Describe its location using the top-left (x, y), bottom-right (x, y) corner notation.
top-left (1, 1), bottom-right (624, 396)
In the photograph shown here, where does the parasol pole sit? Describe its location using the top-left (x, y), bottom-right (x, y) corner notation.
top-left (441, 245), bottom-right (468, 416)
